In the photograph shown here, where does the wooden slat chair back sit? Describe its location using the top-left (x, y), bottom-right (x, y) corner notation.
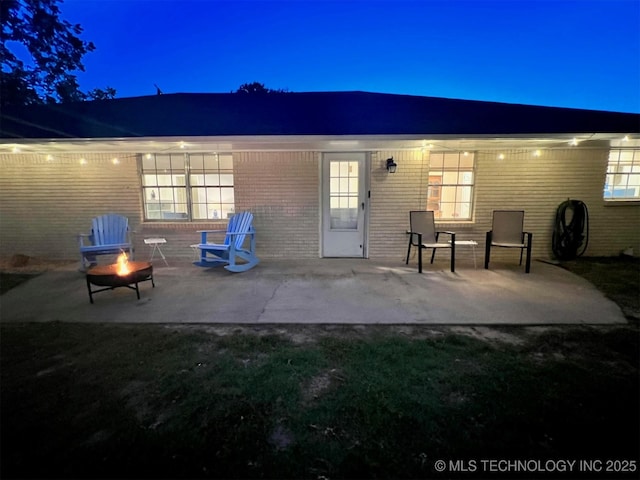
top-left (406, 210), bottom-right (456, 273)
top-left (78, 214), bottom-right (133, 270)
top-left (484, 210), bottom-right (533, 273)
top-left (194, 211), bottom-right (259, 272)
top-left (92, 214), bottom-right (129, 246)
top-left (224, 211), bottom-right (254, 250)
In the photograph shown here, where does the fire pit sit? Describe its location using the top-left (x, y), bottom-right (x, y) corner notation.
top-left (86, 259), bottom-right (154, 304)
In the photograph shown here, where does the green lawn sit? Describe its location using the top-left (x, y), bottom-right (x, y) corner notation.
top-left (1, 322), bottom-right (638, 479)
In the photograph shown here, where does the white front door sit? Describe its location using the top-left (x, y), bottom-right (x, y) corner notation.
top-left (322, 153), bottom-right (367, 257)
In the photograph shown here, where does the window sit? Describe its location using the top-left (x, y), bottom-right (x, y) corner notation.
top-left (141, 153), bottom-right (235, 220)
top-left (604, 149), bottom-right (640, 200)
top-left (427, 152), bottom-right (475, 220)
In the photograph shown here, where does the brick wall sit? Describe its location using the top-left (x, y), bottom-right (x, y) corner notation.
top-left (234, 151), bottom-right (319, 258)
top-left (1, 146), bottom-right (638, 265)
top-left (367, 146), bottom-right (640, 263)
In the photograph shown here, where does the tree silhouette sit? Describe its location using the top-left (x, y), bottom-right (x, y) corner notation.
top-left (1, 0), bottom-right (116, 107)
top-left (235, 82), bottom-right (288, 94)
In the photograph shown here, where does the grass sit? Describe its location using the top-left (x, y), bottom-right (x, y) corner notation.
top-left (1, 257), bottom-right (639, 479)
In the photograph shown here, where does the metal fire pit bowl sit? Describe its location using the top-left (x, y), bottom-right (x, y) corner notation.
top-left (86, 261), bottom-right (154, 304)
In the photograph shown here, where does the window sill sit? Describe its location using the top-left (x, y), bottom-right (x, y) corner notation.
top-left (603, 200), bottom-right (640, 207)
top-left (140, 221), bottom-right (228, 229)
top-left (434, 220), bottom-right (475, 227)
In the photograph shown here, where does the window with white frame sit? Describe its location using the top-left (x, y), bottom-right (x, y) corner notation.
top-left (604, 149), bottom-right (640, 200)
top-left (427, 151), bottom-right (475, 220)
top-left (141, 153), bottom-right (235, 220)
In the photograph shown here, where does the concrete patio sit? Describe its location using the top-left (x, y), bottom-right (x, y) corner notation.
top-left (0, 258), bottom-right (627, 325)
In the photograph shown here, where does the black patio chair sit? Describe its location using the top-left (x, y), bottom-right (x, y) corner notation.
top-left (484, 210), bottom-right (533, 273)
top-left (406, 210), bottom-right (455, 273)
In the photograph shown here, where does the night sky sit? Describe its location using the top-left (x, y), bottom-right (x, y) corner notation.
top-left (61, 0), bottom-right (640, 113)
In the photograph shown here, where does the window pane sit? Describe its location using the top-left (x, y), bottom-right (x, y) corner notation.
top-left (443, 153), bottom-right (460, 168)
top-left (190, 174), bottom-right (205, 185)
top-left (219, 155), bottom-right (233, 170)
top-left (192, 187), bottom-right (206, 202)
top-left (430, 153), bottom-right (444, 168)
top-left (174, 174), bottom-right (186, 186)
top-left (171, 155), bottom-right (185, 170)
top-left (458, 171), bottom-right (474, 184)
top-left (221, 188), bottom-right (234, 203)
top-left (192, 204), bottom-right (208, 220)
top-left (457, 186), bottom-right (473, 203)
top-left (209, 206), bottom-right (223, 219)
top-left (206, 187), bottom-right (221, 203)
top-left (459, 154), bottom-right (474, 169)
top-left (442, 172), bottom-right (458, 184)
top-left (619, 150), bottom-right (635, 164)
top-left (157, 174), bottom-right (172, 186)
top-left (221, 205), bottom-right (235, 219)
top-left (143, 174), bottom-right (158, 186)
top-left (158, 188), bottom-right (174, 202)
top-left (441, 186), bottom-right (457, 203)
top-left (142, 156), bottom-right (156, 171)
top-left (190, 154), bottom-right (204, 170)
top-left (204, 173), bottom-right (219, 185)
top-left (203, 154), bottom-right (218, 169)
top-left (145, 188), bottom-right (159, 202)
top-left (438, 203), bottom-right (456, 219)
top-left (628, 174), bottom-right (640, 187)
top-left (455, 202), bottom-right (472, 219)
top-left (219, 174), bottom-right (233, 186)
top-left (156, 155), bottom-right (171, 170)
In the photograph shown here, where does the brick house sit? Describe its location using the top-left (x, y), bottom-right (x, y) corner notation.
top-left (1, 91), bottom-right (638, 266)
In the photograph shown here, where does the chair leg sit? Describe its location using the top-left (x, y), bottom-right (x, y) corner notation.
top-left (417, 233), bottom-right (423, 273)
top-left (525, 233), bottom-right (533, 273)
top-left (519, 237), bottom-right (524, 265)
top-left (450, 233), bottom-right (455, 273)
top-left (484, 231), bottom-right (492, 269)
top-left (406, 238), bottom-right (412, 265)
top-left (430, 248), bottom-right (437, 264)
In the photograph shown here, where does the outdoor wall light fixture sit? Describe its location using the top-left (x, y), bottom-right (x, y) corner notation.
top-left (386, 157), bottom-right (398, 173)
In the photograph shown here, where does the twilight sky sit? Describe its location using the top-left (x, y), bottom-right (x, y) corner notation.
top-left (62, 0), bottom-right (640, 113)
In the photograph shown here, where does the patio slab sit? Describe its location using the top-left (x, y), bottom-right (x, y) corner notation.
top-left (0, 259), bottom-right (627, 325)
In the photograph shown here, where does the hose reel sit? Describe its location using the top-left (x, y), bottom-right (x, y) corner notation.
top-left (552, 199), bottom-right (589, 261)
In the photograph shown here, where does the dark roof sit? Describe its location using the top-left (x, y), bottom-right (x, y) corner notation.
top-left (1, 91), bottom-right (638, 140)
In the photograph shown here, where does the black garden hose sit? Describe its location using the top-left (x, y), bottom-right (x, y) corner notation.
top-left (552, 199), bottom-right (589, 260)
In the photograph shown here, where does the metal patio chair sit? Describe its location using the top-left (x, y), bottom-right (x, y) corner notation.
top-left (406, 210), bottom-right (456, 273)
top-left (484, 210), bottom-right (533, 273)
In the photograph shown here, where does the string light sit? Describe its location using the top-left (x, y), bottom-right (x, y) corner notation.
top-left (533, 150), bottom-right (542, 157)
